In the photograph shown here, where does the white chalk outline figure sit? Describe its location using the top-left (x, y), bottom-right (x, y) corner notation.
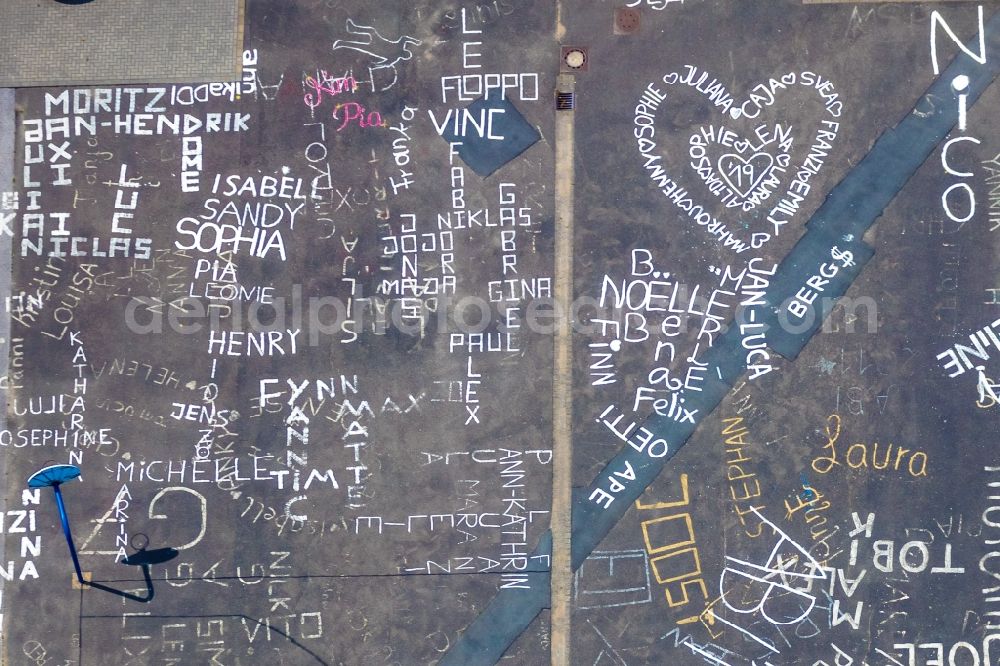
top-left (332, 19), bottom-right (422, 92)
top-left (976, 365), bottom-right (1000, 408)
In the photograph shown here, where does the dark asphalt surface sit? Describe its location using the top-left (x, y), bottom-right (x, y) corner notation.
top-left (2, 2), bottom-right (1000, 665)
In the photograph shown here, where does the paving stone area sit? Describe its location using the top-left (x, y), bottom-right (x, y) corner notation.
top-left (0, 0), bottom-right (241, 87)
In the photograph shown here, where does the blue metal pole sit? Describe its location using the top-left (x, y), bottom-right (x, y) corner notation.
top-left (52, 483), bottom-right (84, 584)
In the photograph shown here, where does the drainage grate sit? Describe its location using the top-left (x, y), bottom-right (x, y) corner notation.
top-left (560, 46), bottom-right (588, 72)
top-left (614, 7), bottom-right (640, 35)
top-left (556, 92), bottom-right (575, 111)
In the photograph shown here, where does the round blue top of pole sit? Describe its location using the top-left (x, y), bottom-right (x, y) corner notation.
top-left (27, 464), bottom-right (81, 488)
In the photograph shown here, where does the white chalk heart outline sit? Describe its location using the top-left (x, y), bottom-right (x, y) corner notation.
top-left (634, 66), bottom-right (843, 253)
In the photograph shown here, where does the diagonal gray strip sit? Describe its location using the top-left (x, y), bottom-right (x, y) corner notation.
top-left (440, 11), bottom-right (1000, 666)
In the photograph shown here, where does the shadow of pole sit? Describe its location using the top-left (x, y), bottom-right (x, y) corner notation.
top-left (84, 547), bottom-right (179, 604)
top-left (78, 541), bottom-right (327, 664)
